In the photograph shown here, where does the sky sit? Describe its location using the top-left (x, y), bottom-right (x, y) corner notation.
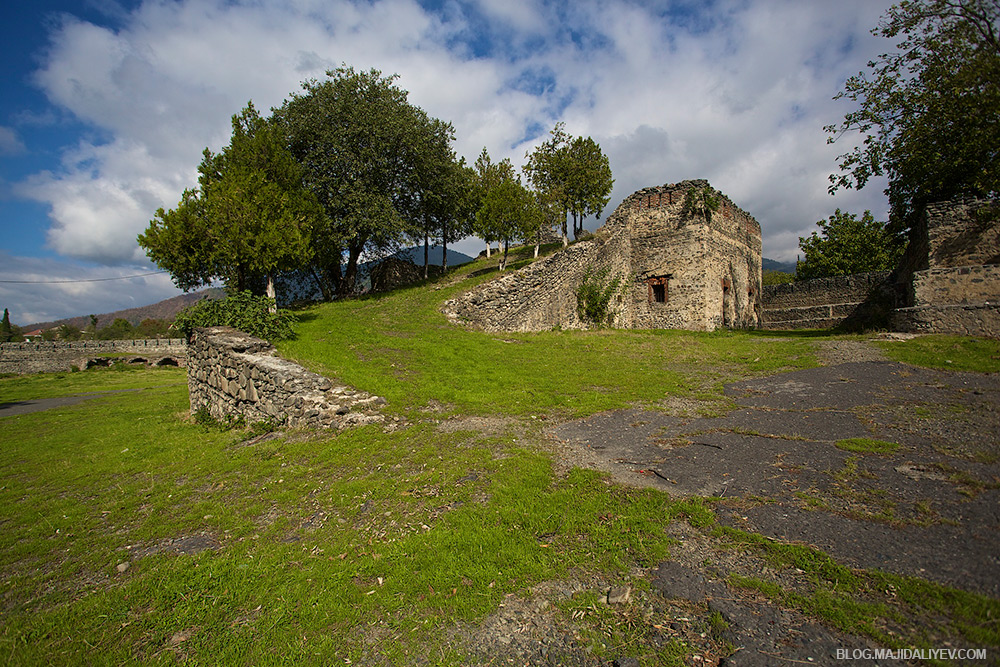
top-left (0, 0), bottom-right (896, 326)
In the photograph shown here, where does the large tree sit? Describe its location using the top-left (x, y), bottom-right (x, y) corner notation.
top-left (278, 67), bottom-right (452, 297)
top-left (523, 123), bottom-right (614, 246)
top-left (826, 0), bottom-right (1000, 234)
top-left (796, 209), bottom-right (905, 280)
top-left (139, 103), bottom-right (319, 303)
top-left (472, 148), bottom-right (517, 257)
top-left (476, 177), bottom-right (544, 271)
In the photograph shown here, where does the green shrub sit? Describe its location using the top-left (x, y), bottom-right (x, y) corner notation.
top-left (576, 267), bottom-right (624, 326)
top-left (174, 290), bottom-right (296, 341)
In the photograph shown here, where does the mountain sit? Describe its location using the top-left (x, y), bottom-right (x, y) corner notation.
top-left (23, 288), bottom-right (223, 333)
top-left (390, 245), bottom-right (475, 267)
top-left (763, 257), bottom-right (796, 274)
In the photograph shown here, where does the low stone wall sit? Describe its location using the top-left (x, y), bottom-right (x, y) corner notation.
top-left (0, 339), bottom-right (187, 375)
top-left (761, 273), bottom-right (891, 330)
top-left (893, 304), bottom-right (1000, 338)
top-left (187, 327), bottom-right (385, 429)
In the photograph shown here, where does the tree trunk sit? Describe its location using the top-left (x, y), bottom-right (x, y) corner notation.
top-left (310, 266), bottom-right (333, 302)
top-left (266, 274), bottom-right (277, 314)
top-left (500, 239), bottom-right (509, 271)
top-left (424, 229), bottom-right (430, 280)
top-left (443, 237), bottom-right (448, 271)
top-left (340, 243), bottom-right (365, 298)
top-left (561, 208), bottom-right (569, 247)
top-left (485, 243), bottom-right (491, 259)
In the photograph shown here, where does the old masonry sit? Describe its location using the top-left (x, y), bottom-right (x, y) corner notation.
top-left (445, 179), bottom-right (762, 332)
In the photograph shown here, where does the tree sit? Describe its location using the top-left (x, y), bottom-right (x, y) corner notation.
top-left (826, 0), bottom-right (1000, 234)
top-left (472, 148), bottom-right (517, 257)
top-left (278, 67), bottom-right (451, 297)
top-left (796, 209), bottom-right (905, 280)
top-left (97, 318), bottom-right (134, 340)
top-left (1, 308), bottom-right (12, 343)
top-left (524, 123), bottom-right (614, 246)
top-left (57, 324), bottom-right (83, 341)
top-left (564, 135), bottom-right (614, 239)
top-left (139, 103), bottom-right (320, 305)
top-left (476, 177), bottom-right (544, 271)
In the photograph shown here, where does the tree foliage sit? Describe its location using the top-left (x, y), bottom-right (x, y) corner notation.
top-left (139, 103), bottom-right (320, 299)
top-left (475, 177), bottom-right (544, 271)
top-left (827, 0), bottom-right (1000, 232)
top-left (174, 291), bottom-right (296, 341)
top-left (576, 267), bottom-right (624, 326)
top-left (278, 67), bottom-right (454, 297)
top-left (1, 308), bottom-right (13, 343)
top-left (523, 123), bottom-right (614, 246)
top-left (796, 209), bottom-right (905, 280)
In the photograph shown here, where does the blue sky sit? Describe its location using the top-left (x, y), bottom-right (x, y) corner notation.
top-left (0, 0), bottom-right (894, 325)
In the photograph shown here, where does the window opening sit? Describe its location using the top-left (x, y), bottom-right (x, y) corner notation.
top-left (646, 275), bottom-right (670, 303)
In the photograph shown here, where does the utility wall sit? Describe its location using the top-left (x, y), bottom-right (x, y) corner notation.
top-left (187, 327), bottom-right (386, 429)
top-left (0, 339), bottom-right (186, 375)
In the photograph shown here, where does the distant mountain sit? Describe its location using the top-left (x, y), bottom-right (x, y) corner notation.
top-left (763, 257), bottom-right (796, 274)
top-left (390, 245), bottom-right (475, 268)
top-left (24, 288), bottom-right (223, 332)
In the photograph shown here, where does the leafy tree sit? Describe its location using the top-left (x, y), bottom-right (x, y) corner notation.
top-left (682, 185), bottom-right (721, 222)
top-left (762, 270), bottom-right (795, 286)
top-left (97, 318), bottom-right (135, 340)
top-left (796, 209), bottom-right (905, 280)
top-left (564, 135), bottom-right (614, 239)
top-left (174, 291), bottom-right (296, 341)
top-left (139, 102), bottom-right (320, 304)
top-left (278, 67), bottom-right (451, 297)
top-left (1, 308), bottom-right (12, 343)
top-left (472, 148), bottom-right (517, 258)
top-left (826, 0), bottom-right (1000, 234)
top-left (135, 318), bottom-right (177, 339)
top-left (524, 123), bottom-right (614, 245)
top-left (410, 121), bottom-right (477, 277)
top-left (57, 324), bottom-right (83, 341)
top-left (476, 177), bottom-right (544, 271)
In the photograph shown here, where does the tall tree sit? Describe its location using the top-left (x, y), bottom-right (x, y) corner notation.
top-left (472, 148), bottom-right (517, 257)
top-left (524, 123), bottom-right (571, 246)
top-left (278, 67), bottom-right (449, 297)
top-left (476, 177), bottom-right (544, 271)
top-left (826, 0), bottom-right (1000, 234)
top-left (796, 209), bottom-right (905, 280)
top-left (564, 136), bottom-right (614, 239)
top-left (139, 102), bottom-right (320, 305)
top-left (1, 308), bottom-right (12, 343)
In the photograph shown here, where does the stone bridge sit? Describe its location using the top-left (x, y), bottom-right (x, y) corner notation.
top-left (0, 339), bottom-right (187, 375)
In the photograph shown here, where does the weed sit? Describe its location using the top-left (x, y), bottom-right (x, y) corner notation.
top-left (835, 438), bottom-right (899, 455)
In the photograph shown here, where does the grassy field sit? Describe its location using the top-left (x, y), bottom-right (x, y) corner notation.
top-left (2, 250), bottom-right (998, 665)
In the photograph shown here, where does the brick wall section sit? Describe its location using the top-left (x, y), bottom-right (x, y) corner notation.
top-left (760, 273), bottom-right (891, 330)
top-left (187, 327), bottom-right (385, 429)
top-left (912, 264), bottom-right (1000, 306)
top-left (0, 339), bottom-right (186, 374)
top-left (924, 198), bottom-right (1000, 268)
top-left (443, 179), bottom-right (762, 332)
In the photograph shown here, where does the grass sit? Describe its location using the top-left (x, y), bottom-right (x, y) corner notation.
top-left (3, 251), bottom-right (997, 664)
top-left (878, 334), bottom-right (1000, 373)
top-left (835, 438), bottom-right (900, 455)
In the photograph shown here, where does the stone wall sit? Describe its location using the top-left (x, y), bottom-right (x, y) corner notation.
top-left (187, 327), bottom-right (385, 429)
top-left (761, 273), bottom-right (892, 330)
top-left (0, 339), bottom-right (187, 375)
top-left (444, 179), bottom-right (762, 333)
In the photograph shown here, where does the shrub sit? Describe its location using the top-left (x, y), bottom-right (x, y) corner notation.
top-left (174, 290), bottom-right (296, 341)
top-left (576, 267), bottom-right (624, 326)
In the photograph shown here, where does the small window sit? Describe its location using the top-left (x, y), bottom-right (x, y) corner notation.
top-left (646, 275), bottom-right (670, 303)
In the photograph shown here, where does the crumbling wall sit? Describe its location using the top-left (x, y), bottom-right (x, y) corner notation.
top-left (444, 179), bottom-right (762, 333)
top-left (187, 327), bottom-right (385, 428)
top-left (0, 339), bottom-right (186, 375)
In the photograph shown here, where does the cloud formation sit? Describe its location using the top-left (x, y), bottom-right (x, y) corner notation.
top-left (6, 0), bottom-right (897, 321)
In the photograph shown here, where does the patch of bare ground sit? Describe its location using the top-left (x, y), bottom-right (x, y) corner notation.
top-left (816, 339), bottom-right (889, 366)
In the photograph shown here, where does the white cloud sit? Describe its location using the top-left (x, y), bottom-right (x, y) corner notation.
top-left (17, 0), bottom-right (899, 296)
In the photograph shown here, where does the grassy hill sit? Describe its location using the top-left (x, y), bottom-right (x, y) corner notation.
top-left (1, 247), bottom-right (998, 665)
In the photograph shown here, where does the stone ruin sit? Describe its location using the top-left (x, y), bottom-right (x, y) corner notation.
top-left (444, 179), bottom-right (762, 332)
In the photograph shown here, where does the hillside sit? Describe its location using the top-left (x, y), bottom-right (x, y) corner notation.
top-left (23, 288), bottom-right (222, 332)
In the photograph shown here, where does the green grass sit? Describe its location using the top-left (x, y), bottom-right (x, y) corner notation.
top-left (878, 334), bottom-right (1000, 372)
top-left (835, 438), bottom-right (900, 455)
top-left (278, 252), bottom-right (818, 419)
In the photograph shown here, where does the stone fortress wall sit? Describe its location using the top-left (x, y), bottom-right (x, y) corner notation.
top-left (0, 338), bottom-right (187, 375)
top-left (759, 197), bottom-right (999, 336)
top-left (187, 327), bottom-right (386, 429)
top-left (443, 179), bottom-right (762, 333)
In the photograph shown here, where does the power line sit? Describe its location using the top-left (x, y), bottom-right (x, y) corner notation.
top-left (0, 270), bottom-right (169, 284)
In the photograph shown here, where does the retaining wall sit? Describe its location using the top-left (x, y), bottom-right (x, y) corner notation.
top-left (760, 272), bottom-right (892, 330)
top-left (0, 339), bottom-right (187, 374)
top-left (187, 327), bottom-right (385, 429)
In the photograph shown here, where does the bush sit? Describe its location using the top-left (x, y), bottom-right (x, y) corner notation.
top-left (174, 291), bottom-right (296, 341)
top-left (576, 267), bottom-right (624, 326)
